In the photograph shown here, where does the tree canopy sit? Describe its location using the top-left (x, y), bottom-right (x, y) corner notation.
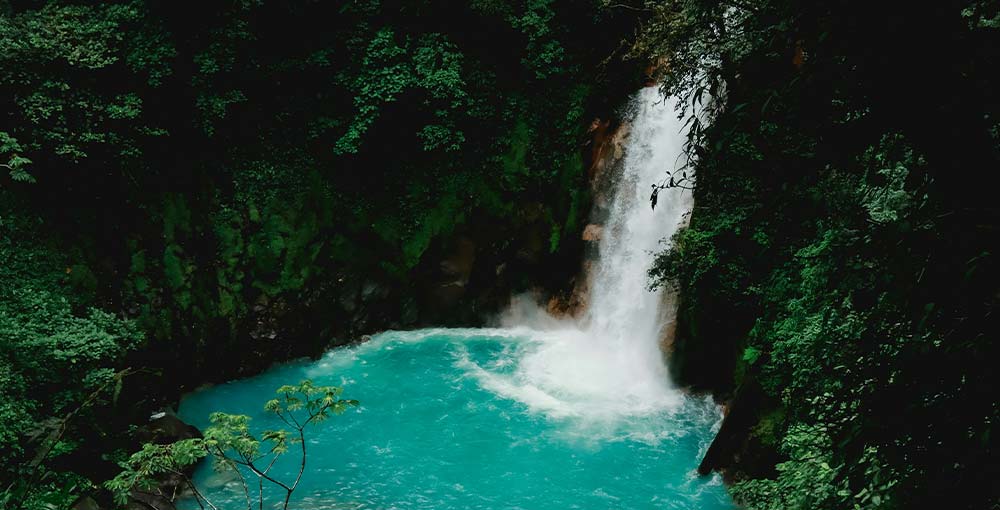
top-left (643, 1), bottom-right (1000, 509)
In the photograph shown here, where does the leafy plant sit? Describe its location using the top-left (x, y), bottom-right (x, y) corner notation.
top-left (106, 380), bottom-right (358, 510)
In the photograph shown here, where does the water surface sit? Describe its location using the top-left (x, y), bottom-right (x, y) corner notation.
top-left (179, 328), bottom-right (733, 510)
top-left (179, 88), bottom-right (734, 509)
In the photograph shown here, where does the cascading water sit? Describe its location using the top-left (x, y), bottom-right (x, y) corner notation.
top-left (482, 86), bottom-right (693, 426)
top-left (586, 86), bottom-right (691, 367)
top-left (177, 88), bottom-right (733, 509)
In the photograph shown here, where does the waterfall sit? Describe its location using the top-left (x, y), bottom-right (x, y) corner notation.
top-left (179, 89), bottom-right (730, 510)
top-left (483, 87), bottom-right (695, 426)
top-left (586, 86), bottom-right (691, 386)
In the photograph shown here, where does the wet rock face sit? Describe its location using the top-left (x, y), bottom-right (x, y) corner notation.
top-left (696, 377), bottom-right (783, 483)
top-left (643, 56), bottom-right (669, 87)
top-left (428, 236), bottom-right (477, 309)
top-left (657, 288), bottom-right (681, 355)
top-left (127, 474), bottom-right (187, 510)
top-left (71, 496), bottom-right (101, 510)
top-left (586, 118), bottom-right (630, 216)
top-left (587, 118), bottom-right (614, 182)
top-left (541, 114), bottom-right (631, 320)
top-left (545, 265), bottom-right (590, 319)
top-left (136, 411), bottom-right (202, 445)
top-left (581, 223), bottom-right (603, 242)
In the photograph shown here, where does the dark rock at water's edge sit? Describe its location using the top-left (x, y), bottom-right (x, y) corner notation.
top-left (71, 496), bottom-right (102, 510)
top-left (662, 238), bottom-right (786, 483)
top-left (136, 410), bottom-right (202, 445)
top-left (71, 410), bottom-right (204, 510)
top-left (697, 375), bottom-right (784, 482)
top-left (669, 281), bottom-right (787, 481)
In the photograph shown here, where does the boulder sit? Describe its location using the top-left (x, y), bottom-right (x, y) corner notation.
top-left (135, 410), bottom-right (202, 445)
top-left (125, 411), bottom-right (204, 510)
top-left (428, 237), bottom-right (477, 309)
top-left (545, 260), bottom-right (592, 319)
top-left (697, 376), bottom-right (783, 482)
top-left (581, 224), bottom-right (603, 242)
top-left (70, 496), bottom-right (102, 510)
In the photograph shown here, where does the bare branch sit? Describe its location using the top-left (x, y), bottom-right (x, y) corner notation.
top-left (285, 428), bottom-right (308, 510)
top-left (227, 457), bottom-right (294, 493)
top-left (167, 468), bottom-right (219, 510)
top-left (604, 3), bottom-right (652, 12)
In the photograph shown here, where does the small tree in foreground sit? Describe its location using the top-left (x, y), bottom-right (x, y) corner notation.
top-left (106, 380), bottom-right (358, 510)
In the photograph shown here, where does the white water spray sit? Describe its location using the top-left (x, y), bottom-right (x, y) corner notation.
top-left (467, 87), bottom-right (696, 426)
top-left (585, 86), bottom-right (691, 389)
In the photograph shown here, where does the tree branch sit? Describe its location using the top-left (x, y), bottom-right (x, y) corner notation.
top-left (604, 3), bottom-right (653, 12)
top-left (224, 459), bottom-right (253, 510)
top-left (227, 457), bottom-right (293, 493)
top-left (168, 468), bottom-right (219, 510)
top-left (285, 427), bottom-right (307, 510)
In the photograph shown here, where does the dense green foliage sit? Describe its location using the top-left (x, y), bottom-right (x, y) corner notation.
top-left (644, 1), bottom-right (999, 509)
top-left (107, 380), bottom-right (355, 510)
top-left (1, 199), bottom-right (142, 509)
top-left (1, 1), bottom-right (641, 507)
top-left (6, 0), bottom-right (995, 508)
top-left (0, 0), bottom-right (629, 367)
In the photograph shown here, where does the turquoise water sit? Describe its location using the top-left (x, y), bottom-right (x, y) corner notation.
top-left (178, 88), bottom-right (727, 510)
top-left (178, 328), bottom-right (735, 510)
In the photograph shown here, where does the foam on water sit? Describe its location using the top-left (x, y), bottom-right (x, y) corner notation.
top-left (458, 86), bottom-right (694, 426)
top-left (180, 330), bottom-right (731, 509)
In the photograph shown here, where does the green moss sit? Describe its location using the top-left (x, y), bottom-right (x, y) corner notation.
top-left (501, 119), bottom-right (532, 186)
top-left (750, 407), bottom-right (787, 450)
